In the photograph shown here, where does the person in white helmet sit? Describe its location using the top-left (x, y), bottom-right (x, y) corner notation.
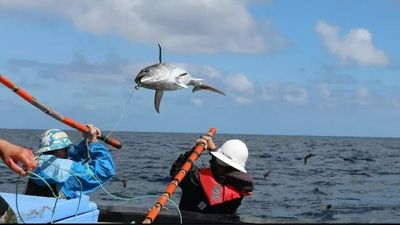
top-left (24, 124), bottom-right (115, 199)
top-left (170, 135), bottom-right (254, 214)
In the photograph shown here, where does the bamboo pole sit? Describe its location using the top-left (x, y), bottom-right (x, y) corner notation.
top-left (142, 127), bottom-right (217, 224)
top-left (0, 74), bottom-right (122, 149)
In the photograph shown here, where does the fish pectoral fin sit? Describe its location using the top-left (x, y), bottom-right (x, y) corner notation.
top-left (192, 84), bottom-right (225, 96)
top-left (175, 73), bottom-right (189, 88)
top-left (177, 73), bottom-right (188, 78)
top-left (176, 82), bottom-right (188, 88)
top-left (154, 90), bottom-right (164, 113)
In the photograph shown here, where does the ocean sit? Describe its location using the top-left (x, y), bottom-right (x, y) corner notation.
top-left (1, 128), bottom-right (400, 223)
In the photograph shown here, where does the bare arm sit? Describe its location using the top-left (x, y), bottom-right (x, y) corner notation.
top-left (0, 139), bottom-right (37, 176)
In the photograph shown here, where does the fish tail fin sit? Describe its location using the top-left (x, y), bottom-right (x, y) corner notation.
top-left (192, 84), bottom-right (225, 96)
top-left (188, 78), bottom-right (203, 86)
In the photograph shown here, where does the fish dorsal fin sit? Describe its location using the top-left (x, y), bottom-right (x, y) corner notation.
top-left (158, 43), bottom-right (162, 63)
top-left (154, 90), bottom-right (164, 113)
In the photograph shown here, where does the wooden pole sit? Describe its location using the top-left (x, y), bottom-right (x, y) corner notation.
top-left (142, 127), bottom-right (217, 224)
top-left (0, 74), bottom-right (122, 149)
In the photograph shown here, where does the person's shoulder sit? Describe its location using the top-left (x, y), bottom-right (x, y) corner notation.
top-left (87, 140), bottom-right (106, 147)
top-left (37, 154), bottom-right (55, 162)
top-left (38, 154), bottom-right (73, 166)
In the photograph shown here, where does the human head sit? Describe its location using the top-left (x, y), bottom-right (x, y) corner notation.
top-left (210, 139), bottom-right (248, 173)
top-left (36, 129), bottom-right (72, 158)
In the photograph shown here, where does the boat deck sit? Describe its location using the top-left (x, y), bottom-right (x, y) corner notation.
top-left (98, 205), bottom-right (244, 224)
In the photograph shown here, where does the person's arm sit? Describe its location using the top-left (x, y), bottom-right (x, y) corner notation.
top-left (196, 135), bottom-right (216, 151)
top-left (169, 135), bottom-right (216, 187)
top-left (68, 124), bottom-right (100, 161)
top-left (169, 147), bottom-right (200, 189)
top-left (0, 139), bottom-right (37, 176)
top-left (34, 140), bottom-right (115, 198)
top-left (170, 148), bottom-right (197, 177)
top-left (63, 141), bottom-right (115, 198)
top-left (66, 125), bottom-right (115, 197)
top-left (170, 135), bottom-right (216, 175)
top-left (68, 124), bottom-right (115, 179)
top-left (72, 140), bottom-right (115, 180)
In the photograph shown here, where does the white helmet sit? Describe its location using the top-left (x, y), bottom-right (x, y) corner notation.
top-left (36, 129), bottom-right (72, 154)
top-left (210, 139), bottom-right (248, 173)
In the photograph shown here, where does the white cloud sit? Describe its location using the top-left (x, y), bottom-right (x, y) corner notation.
top-left (0, 0), bottom-right (272, 53)
top-left (225, 74), bottom-right (254, 93)
top-left (190, 98), bottom-right (203, 107)
top-left (233, 95), bottom-right (253, 105)
top-left (177, 63), bottom-right (223, 79)
top-left (356, 87), bottom-right (369, 99)
top-left (315, 20), bottom-right (389, 66)
top-left (392, 98), bottom-right (400, 110)
top-left (284, 86), bottom-right (309, 105)
top-left (259, 82), bottom-right (310, 105)
top-left (83, 104), bottom-right (98, 111)
top-left (317, 84), bottom-right (331, 98)
top-left (354, 87), bottom-right (372, 106)
top-left (242, 0), bottom-right (273, 4)
top-left (316, 83), bottom-right (337, 108)
top-left (260, 82), bottom-right (280, 102)
top-left (6, 57), bottom-right (131, 85)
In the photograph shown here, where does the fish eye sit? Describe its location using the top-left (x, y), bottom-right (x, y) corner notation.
top-left (142, 69), bottom-right (149, 73)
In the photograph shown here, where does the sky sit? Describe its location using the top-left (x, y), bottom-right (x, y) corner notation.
top-left (0, 0), bottom-right (400, 137)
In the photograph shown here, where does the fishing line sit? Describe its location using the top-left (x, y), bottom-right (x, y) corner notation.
top-left (104, 90), bottom-right (134, 141)
top-left (83, 163), bottom-right (183, 224)
top-left (0, 163), bottom-right (30, 223)
top-left (45, 161), bottom-right (183, 223)
top-left (15, 171), bottom-right (60, 224)
top-left (50, 198), bottom-right (59, 223)
top-left (1, 158), bottom-right (183, 224)
top-left (1, 162), bottom-right (84, 224)
top-left (35, 158), bottom-right (85, 223)
top-left (19, 171), bottom-right (82, 224)
top-left (31, 159), bottom-right (183, 223)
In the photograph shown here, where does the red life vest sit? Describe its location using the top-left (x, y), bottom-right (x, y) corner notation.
top-left (198, 168), bottom-right (251, 206)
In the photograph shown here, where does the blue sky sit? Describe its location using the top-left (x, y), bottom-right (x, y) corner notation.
top-left (0, 0), bottom-right (399, 137)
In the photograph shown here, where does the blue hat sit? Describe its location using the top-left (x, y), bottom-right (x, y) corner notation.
top-left (36, 129), bottom-right (72, 154)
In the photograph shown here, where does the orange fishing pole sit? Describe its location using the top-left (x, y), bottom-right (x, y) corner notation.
top-left (142, 127), bottom-right (217, 224)
top-left (0, 74), bottom-right (122, 149)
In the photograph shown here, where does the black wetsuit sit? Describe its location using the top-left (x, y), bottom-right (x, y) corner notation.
top-left (170, 148), bottom-right (254, 214)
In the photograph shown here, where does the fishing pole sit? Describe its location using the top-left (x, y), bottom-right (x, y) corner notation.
top-left (142, 127), bottom-right (217, 224)
top-left (0, 74), bottom-right (122, 149)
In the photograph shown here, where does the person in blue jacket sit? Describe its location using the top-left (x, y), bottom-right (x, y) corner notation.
top-left (24, 124), bottom-right (115, 199)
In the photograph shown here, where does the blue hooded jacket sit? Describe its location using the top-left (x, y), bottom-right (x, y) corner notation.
top-left (30, 140), bottom-right (115, 199)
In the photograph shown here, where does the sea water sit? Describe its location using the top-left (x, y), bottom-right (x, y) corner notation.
top-left (1, 129), bottom-right (400, 223)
